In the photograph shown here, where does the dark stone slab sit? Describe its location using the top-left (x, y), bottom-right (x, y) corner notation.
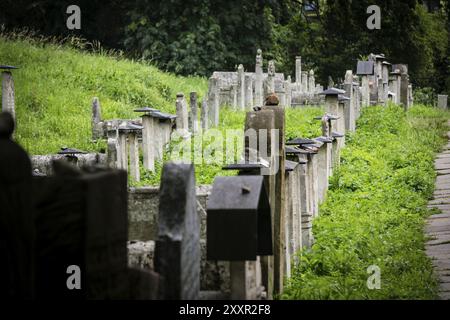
top-left (356, 61), bottom-right (374, 75)
top-left (207, 175), bottom-right (272, 261)
top-left (33, 162), bottom-right (129, 299)
top-left (154, 163), bottom-right (200, 300)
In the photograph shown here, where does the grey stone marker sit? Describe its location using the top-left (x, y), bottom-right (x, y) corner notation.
top-left (139, 112), bottom-right (158, 172)
top-left (285, 76), bottom-right (292, 108)
top-left (265, 60), bottom-right (276, 98)
top-left (297, 151), bottom-right (313, 249)
top-left (245, 74), bottom-right (254, 109)
top-left (244, 109), bottom-right (276, 299)
top-left (391, 69), bottom-right (402, 105)
top-left (308, 70), bottom-right (315, 95)
top-left (400, 73), bottom-right (410, 110)
top-left (118, 122), bottom-right (142, 182)
top-left (207, 77), bottom-right (220, 127)
top-left (438, 95), bottom-right (448, 109)
top-left (201, 99), bottom-right (209, 130)
top-left (91, 97), bottom-right (104, 141)
top-left (284, 160), bottom-right (301, 277)
top-left (154, 163), bottom-right (200, 300)
top-left (295, 56), bottom-right (302, 87)
top-left (255, 49), bottom-right (264, 106)
top-left (237, 64), bottom-right (245, 110)
top-left (302, 71), bottom-right (309, 94)
top-left (1, 65), bottom-right (18, 121)
top-left (356, 61), bottom-right (374, 106)
top-left (382, 62), bottom-right (390, 103)
top-left (176, 93), bottom-right (190, 135)
top-left (107, 137), bottom-right (118, 168)
top-left (259, 105), bottom-right (286, 297)
top-left (190, 92), bottom-right (199, 133)
top-left (344, 70), bottom-right (355, 132)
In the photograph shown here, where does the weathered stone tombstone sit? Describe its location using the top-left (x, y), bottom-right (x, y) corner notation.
top-left (295, 56), bottom-right (302, 89)
top-left (284, 159), bottom-right (303, 275)
top-left (390, 69), bottom-right (402, 105)
top-left (1, 65), bottom-right (18, 122)
top-left (32, 160), bottom-right (131, 299)
top-left (259, 104), bottom-right (286, 296)
top-left (176, 93), bottom-right (190, 135)
top-left (189, 92), bottom-right (199, 133)
top-left (308, 70), bottom-right (315, 95)
top-left (382, 61), bottom-right (391, 104)
top-left (91, 97), bottom-right (104, 141)
top-left (285, 76), bottom-right (292, 108)
top-left (264, 60), bottom-right (276, 98)
top-left (201, 99), bottom-right (209, 130)
top-left (207, 175), bottom-right (272, 300)
top-left (118, 122), bottom-right (143, 181)
top-left (243, 108), bottom-right (276, 298)
top-left (237, 64), bottom-right (245, 110)
top-left (302, 71), bottom-right (309, 94)
top-left (207, 77), bottom-right (220, 127)
top-left (255, 49), bottom-right (264, 106)
top-left (107, 137), bottom-right (119, 168)
top-left (0, 112), bottom-right (34, 299)
top-left (344, 70), bottom-right (355, 132)
top-left (244, 74), bottom-right (254, 109)
top-left (287, 139), bottom-right (318, 247)
top-left (137, 107), bottom-right (159, 172)
top-left (356, 61), bottom-right (374, 106)
top-left (154, 163), bottom-right (200, 300)
top-left (438, 95), bottom-right (448, 109)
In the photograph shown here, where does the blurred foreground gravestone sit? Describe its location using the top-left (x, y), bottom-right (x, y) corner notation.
top-left (0, 112), bottom-right (34, 299)
top-left (1, 111), bottom-right (160, 299)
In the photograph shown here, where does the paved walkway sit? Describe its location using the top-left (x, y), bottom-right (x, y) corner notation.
top-left (426, 124), bottom-right (450, 300)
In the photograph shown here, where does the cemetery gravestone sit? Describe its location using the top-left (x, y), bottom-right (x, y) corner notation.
top-left (154, 163), bottom-right (200, 300)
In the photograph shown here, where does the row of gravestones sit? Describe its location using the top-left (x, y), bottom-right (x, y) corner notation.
top-left (126, 82), bottom-right (364, 299)
top-left (0, 78), bottom-right (357, 300)
top-left (0, 54), bottom-right (418, 299)
top-left (207, 51), bottom-right (324, 112)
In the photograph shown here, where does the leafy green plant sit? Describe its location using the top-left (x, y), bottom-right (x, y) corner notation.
top-left (282, 104), bottom-right (449, 300)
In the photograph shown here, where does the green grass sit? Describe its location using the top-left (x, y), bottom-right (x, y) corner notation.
top-left (0, 32), bottom-right (207, 155)
top-left (282, 104), bottom-right (450, 300)
top-left (1, 33), bottom-right (325, 186)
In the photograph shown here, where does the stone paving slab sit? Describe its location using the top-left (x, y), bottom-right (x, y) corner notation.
top-left (426, 130), bottom-right (450, 300)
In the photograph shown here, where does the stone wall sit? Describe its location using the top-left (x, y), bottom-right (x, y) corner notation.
top-left (128, 185), bottom-right (211, 241)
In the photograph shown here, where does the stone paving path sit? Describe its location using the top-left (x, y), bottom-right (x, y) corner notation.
top-left (426, 123), bottom-right (450, 300)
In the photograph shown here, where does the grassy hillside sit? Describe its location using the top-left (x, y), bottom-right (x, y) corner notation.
top-left (0, 33), bottom-right (325, 185)
top-left (0, 33), bottom-right (207, 155)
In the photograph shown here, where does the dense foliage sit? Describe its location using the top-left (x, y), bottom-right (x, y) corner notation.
top-left (282, 104), bottom-right (449, 299)
top-left (1, 1), bottom-right (449, 94)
